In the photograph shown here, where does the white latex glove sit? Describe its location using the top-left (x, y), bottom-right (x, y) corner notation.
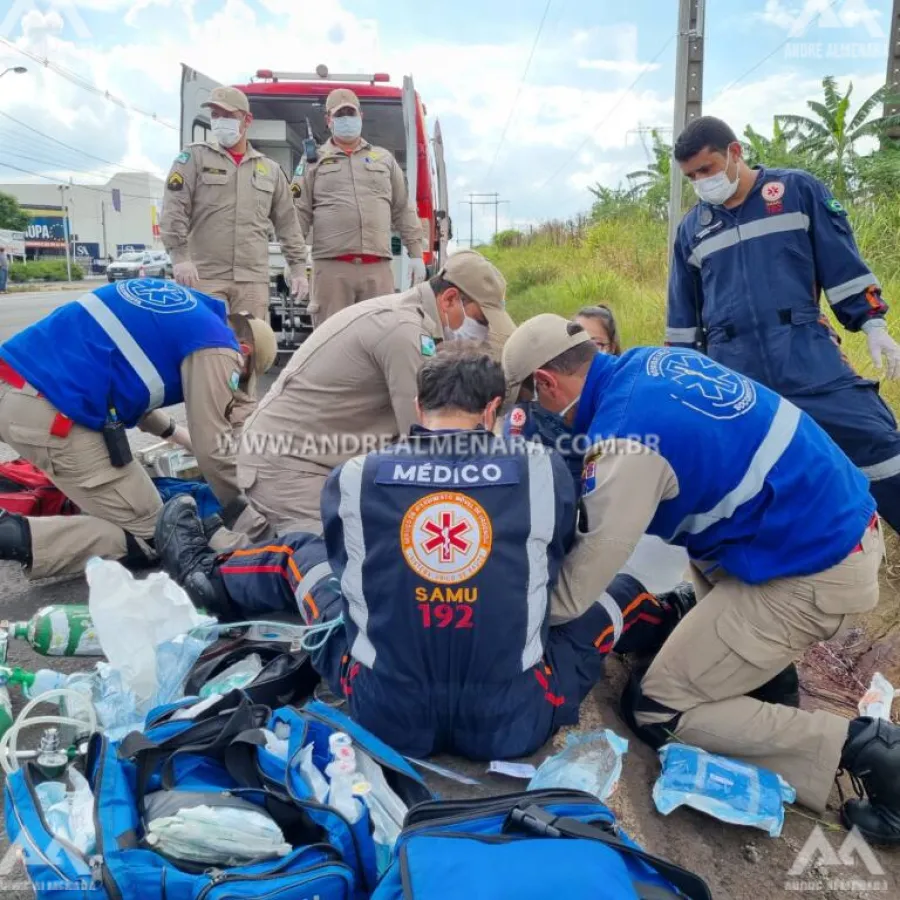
top-left (173, 260), bottom-right (200, 288)
top-left (171, 426), bottom-right (194, 454)
top-left (862, 319), bottom-right (900, 379)
top-left (290, 273), bottom-right (309, 300)
top-left (409, 257), bottom-right (427, 286)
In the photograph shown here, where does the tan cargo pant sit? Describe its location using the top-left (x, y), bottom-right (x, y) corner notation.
top-left (637, 520), bottom-right (883, 812)
top-left (309, 259), bottom-right (395, 327)
top-left (0, 384), bottom-right (161, 579)
top-left (197, 280), bottom-right (270, 322)
top-left (207, 459), bottom-right (326, 553)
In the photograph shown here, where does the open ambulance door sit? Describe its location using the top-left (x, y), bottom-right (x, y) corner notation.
top-left (394, 75), bottom-right (420, 290)
top-left (179, 65), bottom-right (224, 148)
top-left (432, 118), bottom-right (450, 269)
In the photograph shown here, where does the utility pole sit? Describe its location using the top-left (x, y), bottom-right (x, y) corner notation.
top-left (462, 194), bottom-right (509, 246)
top-left (59, 185), bottom-right (72, 284)
top-left (885, 0), bottom-right (900, 142)
top-left (667, 0), bottom-right (706, 260)
top-left (101, 201), bottom-right (109, 260)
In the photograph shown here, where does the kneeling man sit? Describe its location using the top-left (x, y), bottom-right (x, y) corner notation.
top-left (157, 345), bottom-right (692, 761)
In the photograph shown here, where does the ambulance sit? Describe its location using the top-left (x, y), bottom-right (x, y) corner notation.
top-left (179, 64), bottom-right (451, 351)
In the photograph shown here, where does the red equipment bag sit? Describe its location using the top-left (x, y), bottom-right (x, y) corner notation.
top-left (0, 459), bottom-right (79, 516)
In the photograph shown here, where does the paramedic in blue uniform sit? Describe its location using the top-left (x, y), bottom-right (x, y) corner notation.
top-left (155, 345), bottom-right (696, 761)
top-left (667, 116), bottom-right (900, 534)
top-left (502, 313), bottom-right (900, 843)
top-left (0, 279), bottom-right (276, 580)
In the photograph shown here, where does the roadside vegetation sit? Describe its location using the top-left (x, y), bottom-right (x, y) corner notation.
top-left (482, 76), bottom-right (900, 411)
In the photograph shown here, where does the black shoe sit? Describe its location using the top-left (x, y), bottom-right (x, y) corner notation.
top-left (747, 663), bottom-right (801, 708)
top-left (656, 581), bottom-right (697, 634)
top-left (0, 511), bottom-right (32, 566)
top-left (155, 496), bottom-right (218, 601)
top-left (201, 513), bottom-right (224, 541)
top-left (839, 717), bottom-right (900, 844)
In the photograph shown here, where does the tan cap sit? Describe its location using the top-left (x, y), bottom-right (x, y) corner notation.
top-left (230, 312), bottom-right (278, 375)
top-left (439, 249), bottom-right (515, 359)
top-left (201, 86), bottom-right (250, 115)
top-left (502, 313), bottom-right (592, 402)
top-left (326, 88), bottom-right (361, 114)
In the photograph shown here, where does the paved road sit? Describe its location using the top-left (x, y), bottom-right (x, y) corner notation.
top-left (0, 288), bottom-right (86, 343)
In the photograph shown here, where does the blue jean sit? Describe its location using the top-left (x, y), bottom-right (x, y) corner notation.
top-left (0, 267), bottom-right (8, 292)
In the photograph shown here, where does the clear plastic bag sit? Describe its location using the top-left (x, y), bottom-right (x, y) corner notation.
top-left (145, 804), bottom-right (291, 866)
top-left (153, 632), bottom-right (216, 708)
top-left (198, 653), bottom-right (263, 699)
top-left (527, 729), bottom-right (628, 801)
top-left (35, 768), bottom-right (97, 856)
top-left (653, 744), bottom-right (796, 838)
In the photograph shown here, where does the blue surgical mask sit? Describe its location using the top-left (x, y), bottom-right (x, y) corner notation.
top-left (332, 115), bottom-right (362, 142)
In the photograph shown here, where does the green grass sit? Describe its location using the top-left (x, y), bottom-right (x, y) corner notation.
top-left (484, 206), bottom-right (900, 412)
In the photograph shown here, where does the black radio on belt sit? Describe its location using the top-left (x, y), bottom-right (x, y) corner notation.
top-left (103, 405), bottom-right (133, 468)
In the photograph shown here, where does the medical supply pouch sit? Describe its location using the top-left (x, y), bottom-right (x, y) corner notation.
top-left (266, 700), bottom-right (435, 894)
top-left (372, 789), bottom-right (712, 900)
top-left (0, 458), bottom-right (79, 516)
top-left (653, 744), bottom-right (797, 838)
top-left (4, 731), bottom-right (354, 900)
top-left (183, 624), bottom-right (320, 709)
top-left (5, 692), bottom-right (354, 900)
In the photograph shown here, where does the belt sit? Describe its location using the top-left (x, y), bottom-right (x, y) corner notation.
top-left (331, 254), bottom-right (388, 265)
top-left (0, 360), bottom-right (73, 438)
top-left (850, 513), bottom-right (879, 554)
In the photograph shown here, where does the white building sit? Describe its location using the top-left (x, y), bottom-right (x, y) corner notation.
top-left (0, 172), bottom-right (164, 266)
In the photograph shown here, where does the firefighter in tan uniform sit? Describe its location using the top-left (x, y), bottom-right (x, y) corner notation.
top-left (291, 88), bottom-right (426, 326)
top-left (210, 250), bottom-right (515, 544)
top-left (0, 280), bottom-right (277, 579)
top-left (160, 86), bottom-right (309, 322)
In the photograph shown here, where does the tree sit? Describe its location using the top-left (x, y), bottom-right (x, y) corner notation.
top-left (624, 129), bottom-right (672, 219)
top-left (0, 191), bottom-right (28, 231)
top-left (776, 76), bottom-right (900, 199)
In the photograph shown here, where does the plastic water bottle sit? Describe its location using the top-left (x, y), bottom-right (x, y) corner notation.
top-left (3, 606), bottom-right (102, 657)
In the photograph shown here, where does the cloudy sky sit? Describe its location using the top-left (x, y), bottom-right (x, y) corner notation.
top-left (0, 0), bottom-right (894, 243)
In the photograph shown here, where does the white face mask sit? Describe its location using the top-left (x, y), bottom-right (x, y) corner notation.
top-left (211, 117), bottom-right (242, 149)
top-left (559, 393), bottom-right (580, 419)
top-left (331, 115), bottom-right (362, 142)
top-left (692, 153), bottom-right (739, 206)
top-left (454, 316), bottom-right (490, 343)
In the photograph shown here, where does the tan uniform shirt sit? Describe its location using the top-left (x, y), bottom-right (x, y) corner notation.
top-left (240, 283), bottom-right (443, 475)
top-left (138, 348), bottom-right (246, 505)
top-left (160, 141), bottom-right (307, 282)
top-left (291, 139), bottom-right (423, 260)
top-left (551, 439), bottom-right (679, 622)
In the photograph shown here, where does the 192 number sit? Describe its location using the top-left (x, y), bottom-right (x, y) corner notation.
top-left (419, 604), bottom-right (474, 629)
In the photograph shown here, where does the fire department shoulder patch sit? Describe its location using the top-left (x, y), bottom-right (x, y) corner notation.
top-left (400, 492), bottom-right (493, 585)
top-left (167, 172), bottom-right (184, 192)
top-left (508, 406), bottom-right (527, 434)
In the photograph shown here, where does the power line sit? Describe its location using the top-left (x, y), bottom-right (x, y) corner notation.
top-left (536, 32), bottom-right (677, 193)
top-left (0, 36), bottom-right (178, 131)
top-left (484, 0), bottom-right (554, 182)
top-left (706, 0), bottom-right (843, 105)
top-left (0, 161), bottom-right (162, 202)
top-left (0, 109), bottom-right (147, 173)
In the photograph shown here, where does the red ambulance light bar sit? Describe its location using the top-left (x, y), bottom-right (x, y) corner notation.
top-left (254, 67), bottom-right (390, 84)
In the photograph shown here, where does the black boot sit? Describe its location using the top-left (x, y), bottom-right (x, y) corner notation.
top-left (839, 717), bottom-right (900, 845)
top-left (155, 496), bottom-right (225, 613)
top-left (656, 581), bottom-right (697, 636)
top-left (0, 511), bottom-right (32, 566)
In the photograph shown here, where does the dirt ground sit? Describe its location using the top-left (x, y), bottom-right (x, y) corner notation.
top-left (0, 412), bottom-right (898, 897)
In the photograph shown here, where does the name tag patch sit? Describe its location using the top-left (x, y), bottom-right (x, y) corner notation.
top-left (376, 459), bottom-right (520, 488)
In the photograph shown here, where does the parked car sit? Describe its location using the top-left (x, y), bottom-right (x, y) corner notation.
top-left (106, 251), bottom-right (167, 282)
